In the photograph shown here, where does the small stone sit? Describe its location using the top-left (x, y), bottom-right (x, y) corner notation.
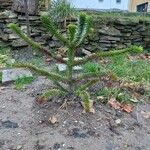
top-left (53, 143), bottom-right (61, 150)
top-left (67, 147), bottom-right (75, 150)
top-left (56, 63), bottom-right (82, 72)
top-left (2, 68), bottom-right (33, 83)
top-left (115, 119), bottom-right (121, 124)
top-left (2, 120), bottom-right (19, 128)
top-left (62, 143), bottom-right (65, 147)
top-left (16, 145), bottom-right (22, 150)
top-left (8, 33), bottom-right (19, 40)
top-left (11, 39), bottom-right (28, 48)
top-left (39, 120), bottom-right (42, 123)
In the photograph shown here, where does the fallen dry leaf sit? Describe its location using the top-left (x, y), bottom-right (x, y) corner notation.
top-left (45, 58), bottom-right (52, 62)
top-left (121, 81), bottom-right (139, 90)
top-left (129, 98), bottom-right (138, 103)
top-left (127, 54), bottom-right (134, 61)
top-left (48, 116), bottom-right (59, 124)
top-left (140, 53), bottom-right (150, 59)
top-left (121, 104), bottom-right (133, 113)
top-left (132, 92), bottom-right (141, 100)
top-left (0, 86), bottom-right (5, 93)
top-left (108, 96), bottom-right (121, 110)
top-left (145, 53), bottom-right (150, 59)
top-left (97, 96), bottom-right (105, 100)
top-left (108, 71), bottom-right (118, 81)
top-left (36, 96), bottom-right (45, 104)
top-left (141, 111), bottom-right (150, 119)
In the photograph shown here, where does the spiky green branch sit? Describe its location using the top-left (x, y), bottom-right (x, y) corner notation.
top-left (9, 13), bottom-right (143, 113)
top-left (76, 79), bottom-right (99, 92)
top-left (73, 46), bottom-right (143, 66)
top-left (8, 23), bottom-right (66, 63)
top-left (41, 15), bottom-right (69, 46)
top-left (78, 90), bottom-right (93, 113)
top-left (13, 63), bottom-right (68, 83)
top-left (41, 89), bottom-right (64, 101)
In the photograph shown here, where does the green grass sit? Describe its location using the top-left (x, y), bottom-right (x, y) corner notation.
top-left (29, 57), bottom-right (45, 67)
top-left (83, 54), bottom-right (150, 82)
top-left (84, 54), bottom-right (150, 103)
top-left (106, 54), bottom-right (150, 82)
top-left (0, 42), bottom-right (10, 55)
top-left (83, 62), bottom-right (100, 73)
top-left (85, 11), bottom-right (150, 24)
top-left (97, 87), bottom-right (133, 104)
top-left (14, 76), bottom-right (34, 90)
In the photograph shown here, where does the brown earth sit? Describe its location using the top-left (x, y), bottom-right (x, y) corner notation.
top-left (0, 77), bottom-right (150, 150)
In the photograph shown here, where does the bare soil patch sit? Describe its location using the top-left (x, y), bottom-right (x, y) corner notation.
top-left (0, 77), bottom-right (150, 150)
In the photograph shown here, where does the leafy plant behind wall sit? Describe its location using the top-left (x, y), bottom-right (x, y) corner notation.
top-left (8, 13), bottom-right (143, 113)
top-left (48, 0), bottom-right (76, 28)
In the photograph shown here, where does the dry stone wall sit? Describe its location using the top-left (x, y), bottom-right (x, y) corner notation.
top-left (0, 10), bottom-right (150, 52)
top-left (0, 0), bottom-right (13, 11)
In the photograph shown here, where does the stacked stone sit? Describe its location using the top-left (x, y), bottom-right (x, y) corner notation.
top-left (115, 19), bottom-right (146, 48)
top-left (0, 11), bottom-right (54, 49)
top-left (1, 10), bottom-right (150, 52)
top-left (0, 11), bottom-right (18, 43)
top-left (0, 0), bottom-right (13, 11)
top-left (83, 18), bottom-right (150, 51)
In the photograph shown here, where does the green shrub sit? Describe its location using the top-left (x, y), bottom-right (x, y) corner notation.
top-left (8, 13), bottom-right (143, 113)
top-left (49, 0), bottom-right (76, 28)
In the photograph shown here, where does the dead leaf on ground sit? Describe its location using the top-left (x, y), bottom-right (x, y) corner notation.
top-left (129, 98), bottom-right (138, 103)
top-left (108, 71), bottom-right (118, 81)
top-left (36, 96), bottom-right (45, 104)
top-left (0, 86), bottom-right (6, 93)
top-left (132, 92), bottom-right (141, 99)
top-left (45, 58), bottom-right (52, 62)
top-left (48, 116), bottom-right (59, 124)
top-left (141, 111), bottom-right (150, 119)
top-left (127, 54), bottom-right (134, 61)
top-left (97, 96), bottom-right (105, 100)
top-left (121, 104), bottom-right (133, 113)
top-left (108, 96), bottom-right (121, 110)
top-left (145, 53), bottom-right (150, 59)
top-left (120, 81), bottom-right (139, 90)
top-left (139, 53), bottom-right (150, 59)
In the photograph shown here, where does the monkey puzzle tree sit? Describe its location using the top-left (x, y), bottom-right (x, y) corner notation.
top-left (8, 13), bottom-right (143, 113)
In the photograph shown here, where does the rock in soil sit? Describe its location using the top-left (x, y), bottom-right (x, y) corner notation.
top-left (2, 68), bottom-right (33, 83)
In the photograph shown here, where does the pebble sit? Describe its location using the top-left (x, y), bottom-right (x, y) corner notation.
top-left (115, 119), bottom-right (121, 124)
top-left (2, 120), bottom-right (19, 128)
top-left (16, 145), bottom-right (22, 150)
top-left (62, 143), bottom-right (65, 147)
